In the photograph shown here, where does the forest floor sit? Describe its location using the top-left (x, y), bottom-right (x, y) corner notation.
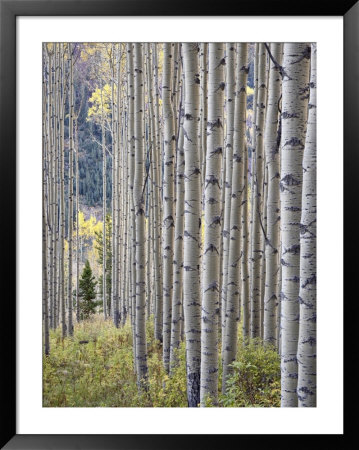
top-left (43, 315), bottom-right (281, 407)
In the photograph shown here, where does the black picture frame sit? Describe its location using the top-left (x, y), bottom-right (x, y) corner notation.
top-left (1, 0), bottom-right (356, 448)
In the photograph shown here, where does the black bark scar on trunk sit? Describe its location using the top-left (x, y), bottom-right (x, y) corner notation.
top-left (187, 371), bottom-right (200, 407)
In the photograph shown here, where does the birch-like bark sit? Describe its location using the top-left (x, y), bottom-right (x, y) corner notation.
top-left (241, 120), bottom-right (250, 341)
top-left (221, 44), bottom-right (235, 354)
top-left (200, 43), bottom-right (225, 406)
top-left (101, 84), bottom-right (108, 320)
top-left (182, 43), bottom-right (201, 407)
top-left (54, 43), bottom-right (60, 329)
top-left (222, 43), bottom-right (248, 390)
top-left (297, 43), bottom-right (316, 407)
top-left (43, 182), bottom-right (50, 355)
top-left (127, 44), bottom-right (137, 362)
top-left (172, 43), bottom-right (181, 135)
top-left (42, 55), bottom-right (50, 354)
top-left (200, 43), bottom-right (208, 189)
top-left (162, 43), bottom-right (176, 373)
top-left (260, 165), bottom-right (268, 339)
top-left (111, 45), bottom-right (120, 327)
top-left (74, 117), bottom-right (80, 323)
top-left (133, 43), bottom-right (148, 386)
top-left (152, 44), bottom-right (163, 343)
top-left (45, 48), bottom-right (55, 330)
top-left (248, 44), bottom-right (258, 338)
top-left (250, 43), bottom-right (267, 338)
top-left (280, 43), bottom-right (310, 407)
top-left (67, 44), bottom-right (74, 336)
top-left (263, 43), bottom-right (283, 346)
top-left (52, 46), bottom-right (59, 329)
top-left (59, 44), bottom-right (66, 338)
top-left (170, 98), bottom-right (185, 370)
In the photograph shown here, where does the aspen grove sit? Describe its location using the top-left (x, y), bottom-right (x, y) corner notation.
top-left (42, 42), bottom-right (316, 408)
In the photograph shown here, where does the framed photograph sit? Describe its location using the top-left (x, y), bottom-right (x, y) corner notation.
top-left (1, 0), bottom-right (355, 448)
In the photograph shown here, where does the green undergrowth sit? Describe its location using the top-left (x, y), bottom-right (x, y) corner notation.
top-left (43, 315), bottom-right (280, 407)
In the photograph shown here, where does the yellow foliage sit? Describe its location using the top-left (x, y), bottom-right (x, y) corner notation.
top-left (73, 211), bottom-right (103, 277)
top-left (88, 84), bottom-right (115, 121)
top-left (76, 211), bottom-right (102, 240)
top-left (246, 85), bottom-right (254, 96)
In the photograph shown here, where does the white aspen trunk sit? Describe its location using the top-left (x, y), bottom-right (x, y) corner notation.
top-left (200, 43), bottom-right (208, 190)
top-left (67, 44), bottom-right (74, 336)
top-left (162, 43), bottom-right (176, 373)
top-left (117, 48), bottom-right (124, 325)
top-left (52, 46), bottom-right (59, 329)
top-left (248, 44), bottom-right (258, 339)
top-left (170, 93), bottom-right (185, 370)
top-left (127, 44), bottom-right (137, 361)
top-left (146, 186), bottom-right (152, 319)
top-left (133, 43), bottom-right (148, 386)
top-left (172, 43), bottom-right (180, 134)
top-left (144, 43), bottom-right (152, 321)
top-left (297, 43), bottom-right (316, 407)
top-left (45, 49), bottom-right (55, 330)
top-left (250, 43), bottom-right (267, 338)
top-left (182, 43), bottom-right (201, 407)
top-left (59, 44), bottom-right (66, 338)
top-left (222, 43), bottom-right (248, 390)
top-left (280, 42), bottom-right (310, 407)
top-left (263, 43), bottom-right (283, 346)
top-left (200, 43), bottom-right (225, 406)
top-left (221, 44), bottom-right (235, 355)
top-left (121, 47), bottom-right (129, 324)
top-left (240, 47), bottom-right (251, 341)
top-left (261, 163), bottom-right (268, 339)
top-left (111, 45), bottom-right (120, 327)
top-left (42, 55), bottom-right (50, 354)
top-left (241, 126), bottom-right (250, 341)
top-left (43, 182), bottom-right (50, 355)
top-left (101, 84), bottom-right (108, 320)
top-left (152, 44), bottom-right (163, 343)
top-left (75, 119), bottom-right (80, 323)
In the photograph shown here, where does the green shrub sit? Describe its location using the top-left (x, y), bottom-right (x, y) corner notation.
top-left (220, 338), bottom-right (280, 407)
top-left (43, 315), bottom-right (280, 408)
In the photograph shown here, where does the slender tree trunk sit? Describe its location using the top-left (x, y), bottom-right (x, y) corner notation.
top-left (297, 43), bottom-right (316, 407)
top-left (222, 43), bottom-right (248, 391)
top-left (250, 43), bottom-right (267, 338)
top-left (55, 44), bottom-right (60, 330)
top-left (101, 84), bottom-right (107, 320)
top-left (42, 54), bottom-right (50, 355)
top-left (151, 44), bottom-right (163, 343)
top-left (75, 120), bottom-right (80, 323)
top-left (117, 47), bottom-right (124, 325)
top-left (170, 90), bottom-right (184, 370)
top-left (133, 43), bottom-right (148, 386)
top-left (221, 44), bottom-right (235, 355)
top-left (241, 123), bottom-right (250, 342)
top-left (280, 42), bottom-right (310, 407)
top-left (127, 43), bottom-right (137, 363)
top-left (59, 44), bottom-right (66, 338)
top-left (200, 43), bottom-right (208, 190)
top-left (111, 45), bottom-right (120, 327)
top-left (67, 44), bottom-right (74, 336)
top-left (182, 43), bottom-right (201, 407)
top-left (162, 43), bottom-right (176, 373)
top-left (45, 49), bottom-right (55, 331)
top-left (200, 43), bottom-right (225, 406)
top-left (263, 43), bottom-right (283, 346)
top-left (52, 46), bottom-right (59, 329)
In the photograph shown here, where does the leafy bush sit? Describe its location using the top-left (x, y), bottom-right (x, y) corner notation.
top-left (220, 338), bottom-right (280, 407)
top-left (43, 315), bottom-right (187, 407)
top-left (43, 315), bottom-right (280, 407)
